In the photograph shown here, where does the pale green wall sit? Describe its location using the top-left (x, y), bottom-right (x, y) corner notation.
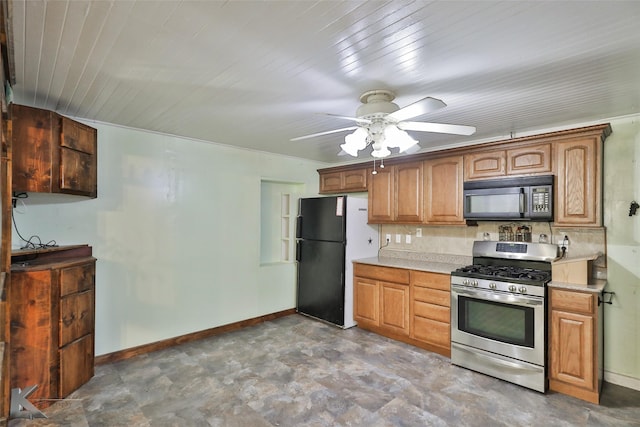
top-left (602, 115), bottom-right (640, 386)
top-left (11, 122), bottom-right (326, 356)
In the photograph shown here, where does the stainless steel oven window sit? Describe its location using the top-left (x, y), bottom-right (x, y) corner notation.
top-left (457, 295), bottom-right (535, 348)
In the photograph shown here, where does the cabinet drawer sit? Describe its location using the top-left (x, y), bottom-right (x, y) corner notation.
top-left (411, 271), bottom-right (450, 291)
top-left (60, 290), bottom-right (94, 346)
top-left (60, 262), bottom-right (95, 296)
top-left (59, 334), bottom-right (94, 397)
top-left (413, 316), bottom-right (450, 348)
top-left (414, 301), bottom-right (450, 323)
top-left (551, 289), bottom-right (595, 315)
top-left (354, 264), bottom-right (410, 284)
top-left (413, 287), bottom-right (450, 307)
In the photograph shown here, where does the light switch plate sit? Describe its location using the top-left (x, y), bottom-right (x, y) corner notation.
top-left (405, 234), bottom-right (411, 244)
top-left (395, 234), bottom-right (401, 243)
top-left (416, 228), bottom-right (422, 238)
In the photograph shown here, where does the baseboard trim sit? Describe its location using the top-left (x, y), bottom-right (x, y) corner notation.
top-left (604, 370), bottom-right (640, 391)
top-left (95, 308), bottom-right (296, 365)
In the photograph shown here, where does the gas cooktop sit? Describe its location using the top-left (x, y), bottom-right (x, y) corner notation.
top-left (453, 264), bottom-right (551, 286)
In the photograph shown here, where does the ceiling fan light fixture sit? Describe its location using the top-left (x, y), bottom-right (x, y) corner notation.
top-left (371, 145), bottom-right (391, 158)
top-left (340, 142), bottom-right (360, 157)
top-left (344, 127), bottom-right (368, 149)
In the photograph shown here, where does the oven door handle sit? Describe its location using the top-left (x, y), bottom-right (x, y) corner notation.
top-left (452, 285), bottom-right (544, 307)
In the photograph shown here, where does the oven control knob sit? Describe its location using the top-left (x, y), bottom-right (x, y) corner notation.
top-left (519, 286), bottom-right (527, 294)
top-left (473, 280), bottom-right (479, 287)
top-left (489, 282), bottom-right (496, 289)
top-left (508, 285), bottom-right (517, 292)
top-left (463, 279), bottom-right (469, 285)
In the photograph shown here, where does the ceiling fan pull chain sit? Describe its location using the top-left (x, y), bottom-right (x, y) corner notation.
top-left (372, 159), bottom-right (378, 175)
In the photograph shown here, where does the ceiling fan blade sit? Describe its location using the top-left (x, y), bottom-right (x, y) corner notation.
top-left (387, 96), bottom-right (446, 122)
top-left (290, 126), bottom-right (358, 141)
top-left (321, 113), bottom-right (371, 124)
top-left (398, 121), bottom-right (476, 136)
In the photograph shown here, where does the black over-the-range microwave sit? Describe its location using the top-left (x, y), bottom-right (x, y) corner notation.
top-left (463, 175), bottom-right (553, 221)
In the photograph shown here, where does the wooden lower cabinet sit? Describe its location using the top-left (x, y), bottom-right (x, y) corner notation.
top-left (353, 263), bottom-right (451, 357)
top-left (10, 247), bottom-right (96, 408)
top-left (354, 276), bottom-right (380, 328)
top-left (353, 264), bottom-right (410, 338)
top-left (549, 287), bottom-right (603, 404)
top-left (379, 281), bottom-right (410, 336)
top-left (410, 271), bottom-right (451, 357)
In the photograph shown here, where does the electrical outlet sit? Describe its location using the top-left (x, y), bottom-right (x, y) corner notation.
top-left (385, 234), bottom-right (391, 243)
top-left (395, 234), bottom-right (402, 244)
top-left (416, 228), bottom-right (422, 238)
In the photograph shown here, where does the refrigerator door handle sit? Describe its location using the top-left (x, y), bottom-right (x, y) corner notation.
top-left (296, 215), bottom-right (303, 239)
top-left (296, 240), bottom-right (302, 262)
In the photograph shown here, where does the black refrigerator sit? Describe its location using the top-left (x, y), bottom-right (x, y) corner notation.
top-left (296, 196), bottom-right (379, 328)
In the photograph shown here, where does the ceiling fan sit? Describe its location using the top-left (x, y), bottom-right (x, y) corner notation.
top-left (291, 89), bottom-right (476, 158)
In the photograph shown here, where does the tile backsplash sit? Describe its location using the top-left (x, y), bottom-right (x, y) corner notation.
top-left (379, 222), bottom-right (606, 267)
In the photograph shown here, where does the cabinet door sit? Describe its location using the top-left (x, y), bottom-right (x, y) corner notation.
top-left (60, 117), bottom-right (98, 197)
top-left (343, 169), bottom-right (368, 191)
top-left (550, 309), bottom-right (594, 390)
top-left (395, 162), bottom-right (423, 223)
top-left (424, 156), bottom-right (464, 224)
top-left (9, 270), bottom-right (56, 405)
top-left (368, 167), bottom-right (395, 222)
top-left (506, 143), bottom-right (551, 175)
top-left (555, 138), bottom-right (599, 226)
top-left (464, 150), bottom-right (506, 180)
top-left (379, 281), bottom-right (410, 336)
top-left (59, 334), bottom-right (94, 397)
top-left (59, 289), bottom-right (94, 347)
top-left (11, 104), bottom-right (58, 193)
top-left (319, 171), bottom-right (343, 193)
top-left (354, 277), bottom-right (379, 327)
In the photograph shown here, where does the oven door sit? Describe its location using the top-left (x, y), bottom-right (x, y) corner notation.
top-left (451, 284), bottom-right (545, 366)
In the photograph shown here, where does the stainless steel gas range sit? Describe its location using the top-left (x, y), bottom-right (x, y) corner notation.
top-left (450, 240), bottom-right (559, 393)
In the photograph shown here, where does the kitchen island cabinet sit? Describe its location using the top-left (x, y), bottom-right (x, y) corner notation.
top-left (548, 286), bottom-right (604, 404)
top-left (9, 245), bottom-right (96, 408)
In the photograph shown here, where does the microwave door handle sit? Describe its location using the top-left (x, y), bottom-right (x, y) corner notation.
top-left (519, 188), bottom-right (525, 214)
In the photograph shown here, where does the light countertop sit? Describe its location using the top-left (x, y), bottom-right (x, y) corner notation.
top-left (548, 278), bottom-right (607, 294)
top-left (353, 256), bottom-right (467, 275)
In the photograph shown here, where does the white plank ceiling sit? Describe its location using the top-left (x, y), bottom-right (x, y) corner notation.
top-left (7, 0), bottom-right (640, 163)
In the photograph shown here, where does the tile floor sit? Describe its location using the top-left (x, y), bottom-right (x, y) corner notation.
top-left (9, 314), bottom-right (640, 426)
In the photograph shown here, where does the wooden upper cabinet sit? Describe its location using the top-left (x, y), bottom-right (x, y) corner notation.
top-left (368, 166), bottom-right (395, 222)
top-left (506, 143), bottom-right (552, 175)
top-left (11, 104), bottom-right (97, 198)
top-left (368, 162), bottom-right (423, 223)
top-left (319, 168), bottom-right (368, 194)
top-left (424, 155), bottom-right (464, 224)
top-left (465, 143), bottom-right (551, 181)
top-left (554, 137), bottom-right (600, 226)
top-left (395, 161), bottom-right (423, 223)
top-left (464, 150), bottom-right (506, 180)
